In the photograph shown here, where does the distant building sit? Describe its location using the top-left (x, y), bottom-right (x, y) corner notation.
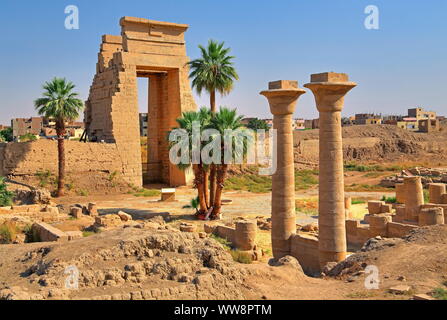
top-left (11, 117), bottom-right (43, 138)
top-left (397, 117), bottom-right (419, 131)
top-left (0, 125), bottom-right (10, 131)
top-left (418, 119), bottom-right (440, 133)
top-left (240, 118), bottom-right (257, 126)
top-left (354, 113), bottom-right (382, 125)
top-left (408, 107), bottom-right (436, 120)
top-left (304, 119), bottom-right (319, 129)
top-left (139, 113), bottom-right (148, 137)
top-left (293, 118), bottom-right (305, 130)
top-left (382, 115), bottom-right (403, 125)
top-left (11, 116), bottom-right (84, 140)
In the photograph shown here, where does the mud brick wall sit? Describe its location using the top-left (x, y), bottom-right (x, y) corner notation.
top-left (387, 222), bottom-right (418, 238)
top-left (0, 140), bottom-right (125, 180)
top-left (422, 204), bottom-right (447, 221)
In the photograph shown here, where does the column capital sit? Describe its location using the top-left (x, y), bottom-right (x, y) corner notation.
top-left (260, 80), bottom-right (306, 115)
top-left (304, 72), bottom-right (356, 112)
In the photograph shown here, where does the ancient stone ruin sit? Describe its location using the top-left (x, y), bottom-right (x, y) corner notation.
top-left (260, 80), bottom-right (306, 260)
top-left (260, 73), bottom-right (357, 274)
top-left (85, 17), bottom-right (197, 187)
top-left (305, 72), bottom-right (357, 267)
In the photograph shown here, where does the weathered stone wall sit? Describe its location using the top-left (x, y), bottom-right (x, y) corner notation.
top-left (0, 140), bottom-right (124, 179)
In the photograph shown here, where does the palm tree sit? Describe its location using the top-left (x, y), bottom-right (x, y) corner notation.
top-left (187, 39), bottom-right (239, 207)
top-left (34, 78), bottom-right (84, 197)
top-left (169, 108), bottom-right (211, 214)
top-left (208, 108), bottom-right (248, 219)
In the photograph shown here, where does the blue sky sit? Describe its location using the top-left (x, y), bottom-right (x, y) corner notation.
top-left (0, 0), bottom-right (446, 125)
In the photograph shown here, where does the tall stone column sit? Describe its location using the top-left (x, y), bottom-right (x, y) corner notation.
top-left (304, 72), bottom-right (357, 267)
top-left (260, 80), bottom-right (306, 260)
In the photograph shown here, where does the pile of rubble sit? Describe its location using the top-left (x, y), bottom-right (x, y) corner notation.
top-left (380, 167), bottom-right (447, 188)
top-left (0, 219), bottom-right (248, 300)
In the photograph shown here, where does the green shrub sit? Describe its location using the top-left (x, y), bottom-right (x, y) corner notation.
top-left (433, 288), bottom-right (447, 300)
top-left (344, 162), bottom-right (403, 173)
top-left (35, 170), bottom-right (53, 188)
top-left (108, 171), bottom-right (119, 182)
top-left (19, 133), bottom-right (38, 142)
top-left (230, 250), bottom-right (253, 264)
top-left (210, 234), bottom-right (232, 250)
top-left (381, 195), bottom-right (397, 203)
top-left (77, 189), bottom-right (89, 197)
top-left (424, 189), bottom-right (430, 204)
top-left (0, 177), bottom-right (13, 207)
top-left (351, 199), bottom-right (366, 205)
top-left (82, 231), bottom-right (96, 237)
top-left (133, 189), bottom-right (161, 197)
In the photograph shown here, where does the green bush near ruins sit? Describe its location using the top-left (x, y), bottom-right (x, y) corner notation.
top-left (18, 133), bottom-right (38, 142)
top-left (0, 128), bottom-right (13, 142)
top-left (224, 169), bottom-right (319, 193)
top-left (210, 234), bottom-right (252, 264)
top-left (344, 162), bottom-right (403, 172)
top-left (0, 177), bottom-right (13, 207)
top-left (133, 188), bottom-right (161, 197)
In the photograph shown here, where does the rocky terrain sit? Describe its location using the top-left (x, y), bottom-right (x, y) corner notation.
top-left (1, 218), bottom-right (447, 300)
top-left (0, 218), bottom-right (248, 300)
top-left (294, 124), bottom-right (447, 167)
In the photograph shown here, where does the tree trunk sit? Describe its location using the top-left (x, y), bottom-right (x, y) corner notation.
top-left (209, 88), bottom-right (217, 207)
top-left (210, 89), bottom-right (216, 113)
top-left (56, 120), bottom-right (66, 197)
top-left (203, 169), bottom-right (210, 209)
top-left (212, 164), bottom-right (228, 219)
top-left (193, 164), bottom-right (207, 213)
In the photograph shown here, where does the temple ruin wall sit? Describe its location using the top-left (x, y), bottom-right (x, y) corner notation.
top-left (0, 140), bottom-right (125, 179)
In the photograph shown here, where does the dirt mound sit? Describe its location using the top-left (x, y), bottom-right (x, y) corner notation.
top-left (0, 223), bottom-right (249, 300)
top-left (294, 124), bottom-right (447, 165)
top-left (325, 225), bottom-right (447, 294)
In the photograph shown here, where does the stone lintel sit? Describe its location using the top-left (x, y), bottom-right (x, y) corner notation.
top-left (120, 16), bottom-right (189, 30)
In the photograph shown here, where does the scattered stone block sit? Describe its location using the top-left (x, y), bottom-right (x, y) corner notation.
top-left (161, 188), bottom-right (176, 202)
top-left (380, 204), bottom-right (393, 213)
top-left (389, 285), bottom-right (411, 295)
top-left (203, 223), bottom-right (215, 234)
top-left (66, 231), bottom-right (83, 240)
top-left (234, 220), bottom-right (257, 251)
top-left (368, 201), bottom-right (385, 215)
top-left (32, 222), bottom-right (69, 242)
top-left (94, 214), bottom-right (123, 228)
top-left (70, 206), bottom-right (83, 219)
top-left (180, 223), bottom-right (195, 233)
top-left (118, 211), bottom-right (132, 222)
top-left (87, 203), bottom-right (98, 217)
top-left (413, 294), bottom-right (435, 301)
